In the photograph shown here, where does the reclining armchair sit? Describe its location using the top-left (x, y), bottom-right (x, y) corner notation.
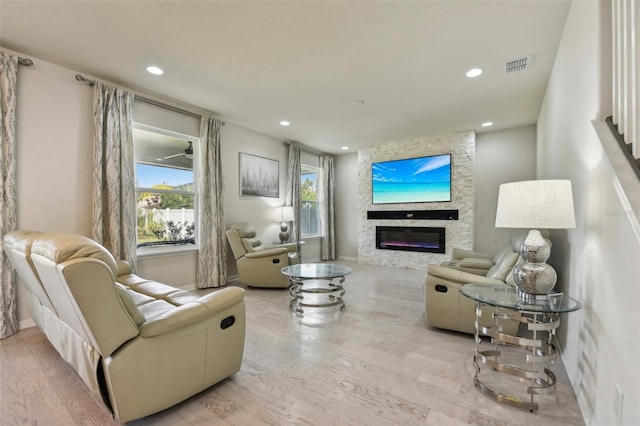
top-left (424, 230), bottom-right (543, 335)
top-left (441, 229), bottom-right (533, 275)
top-left (4, 231), bottom-right (246, 423)
top-left (226, 222), bottom-right (299, 288)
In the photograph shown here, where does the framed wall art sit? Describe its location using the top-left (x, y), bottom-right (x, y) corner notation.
top-left (239, 152), bottom-right (279, 198)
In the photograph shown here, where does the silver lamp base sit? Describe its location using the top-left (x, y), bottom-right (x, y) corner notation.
top-left (513, 229), bottom-right (557, 296)
top-left (278, 222), bottom-right (289, 243)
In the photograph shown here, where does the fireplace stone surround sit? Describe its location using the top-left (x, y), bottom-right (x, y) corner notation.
top-left (357, 131), bottom-right (475, 269)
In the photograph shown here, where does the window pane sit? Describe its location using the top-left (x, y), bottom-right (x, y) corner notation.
top-left (136, 164), bottom-right (194, 189)
top-left (300, 201), bottom-right (318, 235)
top-left (137, 192), bottom-right (195, 247)
top-left (301, 168), bottom-right (317, 202)
top-left (300, 165), bottom-right (320, 237)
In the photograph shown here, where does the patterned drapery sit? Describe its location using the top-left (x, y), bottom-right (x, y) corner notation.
top-left (320, 155), bottom-right (336, 260)
top-left (285, 145), bottom-right (301, 242)
top-left (91, 82), bottom-right (137, 270)
top-left (196, 116), bottom-right (227, 288)
top-left (0, 51), bottom-right (18, 339)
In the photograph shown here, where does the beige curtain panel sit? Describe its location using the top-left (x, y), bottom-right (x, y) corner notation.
top-left (0, 51), bottom-right (19, 339)
top-left (196, 116), bottom-right (227, 288)
top-left (91, 82), bottom-right (137, 270)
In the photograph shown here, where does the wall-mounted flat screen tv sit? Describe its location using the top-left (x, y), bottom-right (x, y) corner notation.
top-left (372, 154), bottom-right (451, 204)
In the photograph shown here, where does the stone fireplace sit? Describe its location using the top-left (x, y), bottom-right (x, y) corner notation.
top-left (357, 131), bottom-right (475, 269)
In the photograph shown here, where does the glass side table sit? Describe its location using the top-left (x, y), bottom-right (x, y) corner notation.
top-left (460, 283), bottom-right (581, 412)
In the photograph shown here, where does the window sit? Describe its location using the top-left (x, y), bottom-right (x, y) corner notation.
top-left (133, 125), bottom-right (198, 249)
top-left (300, 165), bottom-right (320, 237)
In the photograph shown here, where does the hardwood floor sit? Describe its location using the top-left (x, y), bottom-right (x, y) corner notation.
top-left (0, 260), bottom-right (585, 425)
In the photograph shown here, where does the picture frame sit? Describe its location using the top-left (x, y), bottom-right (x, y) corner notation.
top-left (239, 152), bottom-right (279, 198)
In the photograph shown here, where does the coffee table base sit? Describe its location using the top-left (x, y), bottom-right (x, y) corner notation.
top-left (288, 277), bottom-right (346, 316)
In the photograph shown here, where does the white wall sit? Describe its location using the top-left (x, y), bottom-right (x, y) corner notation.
top-left (335, 153), bottom-right (358, 260)
top-left (475, 125), bottom-right (537, 254)
top-left (537, 1), bottom-right (640, 425)
top-left (6, 49), bottom-right (319, 327)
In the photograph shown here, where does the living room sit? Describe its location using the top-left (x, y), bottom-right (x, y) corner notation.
top-left (1, 1), bottom-right (639, 425)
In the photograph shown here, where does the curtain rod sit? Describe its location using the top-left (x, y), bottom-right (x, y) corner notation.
top-left (284, 140), bottom-right (327, 156)
top-left (74, 74), bottom-right (225, 125)
top-left (18, 57), bottom-right (33, 66)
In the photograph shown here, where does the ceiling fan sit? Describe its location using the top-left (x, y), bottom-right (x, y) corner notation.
top-left (159, 141), bottom-right (193, 160)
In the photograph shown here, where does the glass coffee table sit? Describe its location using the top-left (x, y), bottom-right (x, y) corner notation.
top-left (460, 283), bottom-right (581, 412)
top-left (281, 263), bottom-right (352, 316)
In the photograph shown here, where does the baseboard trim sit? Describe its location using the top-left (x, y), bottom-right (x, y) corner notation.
top-left (338, 256), bottom-right (358, 262)
top-left (19, 319), bottom-right (36, 330)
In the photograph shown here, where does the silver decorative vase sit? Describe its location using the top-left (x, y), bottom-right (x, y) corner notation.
top-left (513, 229), bottom-right (557, 296)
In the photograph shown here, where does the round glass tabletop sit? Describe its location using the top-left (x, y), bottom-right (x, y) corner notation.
top-left (460, 283), bottom-right (581, 313)
top-left (281, 263), bottom-right (352, 279)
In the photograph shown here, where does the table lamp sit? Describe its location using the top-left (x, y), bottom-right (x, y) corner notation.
top-left (274, 206), bottom-right (294, 243)
top-left (495, 180), bottom-right (576, 300)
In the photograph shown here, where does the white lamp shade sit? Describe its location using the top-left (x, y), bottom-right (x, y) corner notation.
top-left (495, 179), bottom-right (576, 229)
top-left (274, 206), bottom-right (295, 222)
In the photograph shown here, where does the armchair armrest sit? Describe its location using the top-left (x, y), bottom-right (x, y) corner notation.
top-left (426, 264), bottom-right (505, 285)
top-left (458, 257), bottom-right (494, 269)
top-left (450, 248), bottom-right (492, 260)
top-left (139, 287), bottom-right (245, 337)
top-left (245, 247), bottom-right (288, 259)
top-left (116, 259), bottom-right (132, 276)
top-left (273, 243), bottom-right (298, 253)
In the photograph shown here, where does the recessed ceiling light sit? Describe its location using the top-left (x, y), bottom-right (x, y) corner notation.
top-left (280, 121), bottom-right (290, 126)
top-left (341, 146), bottom-right (349, 150)
top-left (466, 68), bottom-right (483, 78)
top-left (482, 121), bottom-right (493, 127)
top-left (146, 65), bottom-right (164, 75)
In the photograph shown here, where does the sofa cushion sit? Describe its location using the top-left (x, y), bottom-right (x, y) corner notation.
top-left (165, 290), bottom-right (200, 306)
top-left (115, 285), bottom-right (146, 326)
top-left (136, 299), bottom-right (176, 320)
top-left (492, 246), bottom-right (514, 264)
top-left (486, 251), bottom-right (519, 281)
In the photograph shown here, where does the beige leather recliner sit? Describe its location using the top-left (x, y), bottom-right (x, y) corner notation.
top-left (3, 231), bottom-right (246, 423)
top-left (226, 222), bottom-right (298, 288)
top-left (441, 229), bottom-right (534, 275)
top-left (424, 230), bottom-right (544, 335)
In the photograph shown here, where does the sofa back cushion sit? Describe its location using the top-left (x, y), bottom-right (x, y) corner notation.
top-left (491, 246), bottom-right (513, 264)
top-left (227, 222), bottom-right (266, 256)
top-left (486, 251), bottom-right (519, 281)
top-left (3, 230), bottom-right (57, 313)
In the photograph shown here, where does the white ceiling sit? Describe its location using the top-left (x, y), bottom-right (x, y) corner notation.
top-left (0, 1), bottom-right (571, 154)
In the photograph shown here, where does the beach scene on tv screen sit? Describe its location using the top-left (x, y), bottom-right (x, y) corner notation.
top-left (372, 154), bottom-right (451, 204)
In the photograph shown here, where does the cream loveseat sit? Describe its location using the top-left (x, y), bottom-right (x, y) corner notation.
top-left (3, 231), bottom-right (246, 423)
top-left (424, 230), bottom-right (543, 335)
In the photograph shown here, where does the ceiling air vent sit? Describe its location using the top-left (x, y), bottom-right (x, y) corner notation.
top-left (505, 56), bottom-right (531, 73)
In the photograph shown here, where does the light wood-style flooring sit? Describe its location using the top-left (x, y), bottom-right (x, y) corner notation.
top-left (0, 260), bottom-right (585, 425)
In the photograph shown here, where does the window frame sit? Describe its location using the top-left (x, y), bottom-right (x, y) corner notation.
top-left (133, 123), bottom-right (200, 255)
